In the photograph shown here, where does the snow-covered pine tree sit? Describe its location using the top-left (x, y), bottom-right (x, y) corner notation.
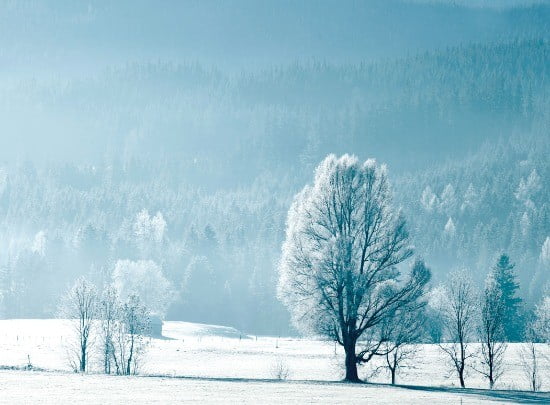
top-left (490, 254), bottom-right (524, 342)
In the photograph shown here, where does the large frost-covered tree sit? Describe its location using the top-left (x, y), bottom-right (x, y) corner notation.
top-left (278, 154), bottom-right (430, 382)
top-left (533, 294), bottom-right (550, 344)
top-left (112, 260), bottom-right (174, 318)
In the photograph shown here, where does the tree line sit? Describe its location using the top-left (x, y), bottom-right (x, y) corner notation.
top-left (3, 153), bottom-right (547, 392)
top-left (59, 277), bottom-right (151, 375)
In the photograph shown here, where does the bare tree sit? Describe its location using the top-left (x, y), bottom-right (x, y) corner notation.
top-left (520, 339), bottom-right (542, 392)
top-left (278, 155), bottom-right (431, 382)
top-left (123, 294), bottom-right (150, 375)
top-left (111, 316), bottom-right (128, 376)
top-left (476, 273), bottom-right (507, 389)
top-left (59, 277), bottom-right (98, 372)
top-left (111, 294), bottom-right (150, 375)
top-left (270, 357), bottom-right (291, 380)
top-left (382, 303), bottom-right (426, 385)
top-left (98, 284), bottom-right (119, 374)
top-left (438, 270), bottom-right (477, 388)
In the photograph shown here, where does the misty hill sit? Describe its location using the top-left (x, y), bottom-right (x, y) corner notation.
top-left (1, 39), bottom-right (547, 176)
top-left (0, 37), bottom-right (548, 333)
top-left (0, 0), bottom-right (548, 76)
top-left (0, 0), bottom-right (548, 334)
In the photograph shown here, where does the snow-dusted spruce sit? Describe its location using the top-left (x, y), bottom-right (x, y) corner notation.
top-left (476, 273), bottom-right (507, 389)
top-left (489, 255), bottom-right (523, 342)
top-left (278, 154), bottom-right (430, 382)
top-left (59, 277), bottom-right (98, 373)
top-left (438, 270), bottom-right (477, 388)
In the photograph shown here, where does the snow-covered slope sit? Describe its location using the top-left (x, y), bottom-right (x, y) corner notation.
top-left (162, 321), bottom-right (248, 340)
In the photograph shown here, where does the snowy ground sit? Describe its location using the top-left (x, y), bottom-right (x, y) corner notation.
top-left (0, 319), bottom-right (549, 403)
top-left (2, 370), bottom-right (548, 404)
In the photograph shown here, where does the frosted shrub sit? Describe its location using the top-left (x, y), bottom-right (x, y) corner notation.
top-left (270, 357), bottom-right (291, 380)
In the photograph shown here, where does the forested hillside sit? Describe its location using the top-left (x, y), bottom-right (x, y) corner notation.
top-left (0, 35), bottom-right (547, 333)
top-left (1, 39), bottom-right (547, 172)
top-left (0, 0), bottom-right (548, 334)
top-left (398, 133), bottom-right (549, 296)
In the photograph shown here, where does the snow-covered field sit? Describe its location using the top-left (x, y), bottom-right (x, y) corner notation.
top-left (0, 319), bottom-right (548, 403)
top-left (3, 370), bottom-right (547, 404)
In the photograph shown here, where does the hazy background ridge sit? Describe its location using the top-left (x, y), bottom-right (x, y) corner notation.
top-left (0, 0), bottom-right (547, 334)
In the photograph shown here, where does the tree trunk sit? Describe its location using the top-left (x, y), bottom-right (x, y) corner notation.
top-left (80, 345), bottom-right (86, 372)
top-left (126, 335), bottom-right (135, 375)
top-left (104, 343), bottom-right (111, 374)
top-left (344, 342), bottom-right (360, 382)
top-left (104, 343), bottom-right (108, 374)
top-left (459, 341), bottom-right (466, 388)
top-left (459, 368), bottom-right (465, 388)
top-left (112, 349), bottom-right (120, 375)
top-left (488, 347), bottom-right (494, 389)
top-left (489, 361), bottom-right (494, 389)
top-left (390, 351), bottom-right (397, 385)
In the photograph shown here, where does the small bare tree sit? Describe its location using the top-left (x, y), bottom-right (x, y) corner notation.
top-left (111, 294), bottom-right (150, 375)
top-left (439, 270), bottom-right (477, 388)
top-left (59, 277), bottom-right (98, 372)
top-left (382, 305), bottom-right (425, 385)
top-left (476, 274), bottom-right (507, 389)
top-left (520, 339), bottom-right (542, 392)
top-left (99, 285), bottom-right (119, 374)
top-left (270, 357), bottom-right (291, 380)
top-left (123, 294), bottom-right (150, 375)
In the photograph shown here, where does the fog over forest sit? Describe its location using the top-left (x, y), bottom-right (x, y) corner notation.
top-left (0, 0), bottom-right (548, 335)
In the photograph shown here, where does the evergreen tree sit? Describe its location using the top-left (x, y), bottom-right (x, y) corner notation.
top-left (491, 254), bottom-right (523, 341)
